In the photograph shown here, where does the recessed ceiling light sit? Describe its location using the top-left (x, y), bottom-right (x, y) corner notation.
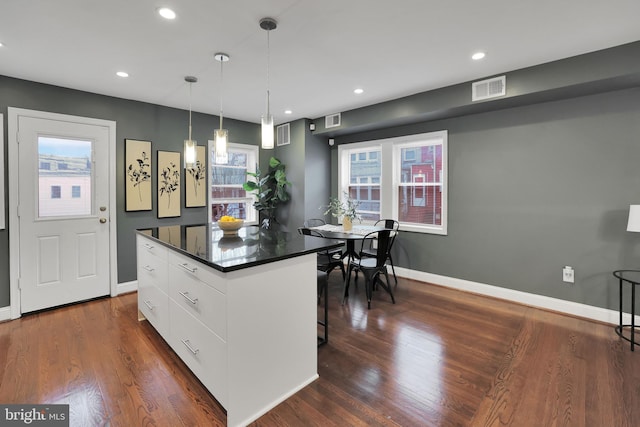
top-left (116, 71), bottom-right (129, 78)
top-left (0, 42), bottom-right (4, 47)
top-left (354, 88), bottom-right (364, 95)
top-left (472, 52), bottom-right (486, 60)
top-left (158, 7), bottom-right (176, 20)
top-left (284, 110), bottom-right (292, 115)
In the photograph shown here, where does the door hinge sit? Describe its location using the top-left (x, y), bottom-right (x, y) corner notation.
top-left (16, 131), bottom-right (20, 144)
top-left (16, 204), bottom-right (20, 218)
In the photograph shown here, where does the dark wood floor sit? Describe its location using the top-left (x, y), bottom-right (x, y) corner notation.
top-left (1, 274), bottom-right (638, 426)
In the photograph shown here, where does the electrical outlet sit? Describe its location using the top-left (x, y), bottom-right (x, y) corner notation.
top-left (562, 266), bottom-right (575, 283)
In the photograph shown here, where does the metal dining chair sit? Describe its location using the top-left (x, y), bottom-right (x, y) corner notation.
top-left (361, 219), bottom-right (399, 285)
top-left (343, 229), bottom-right (395, 309)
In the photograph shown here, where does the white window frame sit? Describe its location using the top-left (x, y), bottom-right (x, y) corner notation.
top-left (338, 130), bottom-right (447, 234)
top-left (207, 141), bottom-right (259, 224)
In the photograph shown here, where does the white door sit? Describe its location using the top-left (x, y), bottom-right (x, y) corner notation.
top-left (16, 114), bottom-right (111, 313)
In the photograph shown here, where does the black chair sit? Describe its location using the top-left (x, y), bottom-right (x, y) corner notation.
top-left (361, 219), bottom-right (399, 285)
top-left (304, 218), bottom-right (327, 228)
top-left (298, 227), bottom-right (346, 298)
top-left (303, 218), bottom-right (344, 260)
top-left (316, 270), bottom-right (328, 346)
top-left (343, 229), bottom-right (395, 309)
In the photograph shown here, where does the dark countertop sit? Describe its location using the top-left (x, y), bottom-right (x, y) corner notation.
top-left (137, 224), bottom-right (344, 273)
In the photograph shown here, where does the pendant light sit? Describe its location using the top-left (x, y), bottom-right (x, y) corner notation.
top-left (214, 52), bottom-right (229, 164)
top-left (260, 17), bottom-right (277, 149)
top-left (184, 75), bottom-right (198, 168)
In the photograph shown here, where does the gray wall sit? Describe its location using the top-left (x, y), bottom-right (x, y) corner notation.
top-left (0, 76), bottom-right (260, 306)
top-left (335, 87), bottom-right (640, 311)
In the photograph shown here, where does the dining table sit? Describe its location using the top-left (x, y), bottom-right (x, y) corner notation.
top-left (309, 224), bottom-right (386, 264)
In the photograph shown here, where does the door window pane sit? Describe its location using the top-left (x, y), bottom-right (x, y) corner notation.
top-left (38, 137), bottom-right (92, 218)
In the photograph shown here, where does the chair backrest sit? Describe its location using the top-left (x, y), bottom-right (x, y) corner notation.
top-left (358, 229), bottom-right (391, 268)
top-left (304, 218), bottom-right (326, 228)
top-left (375, 219), bottom-right (399, 231)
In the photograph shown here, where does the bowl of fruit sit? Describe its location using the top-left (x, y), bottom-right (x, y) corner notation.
top-left (217, 215), bottom-right (244, 236)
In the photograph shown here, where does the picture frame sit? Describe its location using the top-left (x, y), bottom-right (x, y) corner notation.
top-left (185, 145), bottom-right (207, 207)
top-left (125, 139), bottom-right (152, 211)
top-left (157, 151), bottom-right (181, 218)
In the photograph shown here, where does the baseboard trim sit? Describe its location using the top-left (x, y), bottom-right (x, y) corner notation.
top-left (0, 306), bottom-right (11, 322)
top-left (116, 280), bottom-right (137, 295)
top-left (395, 267), bottom-right (631, 326)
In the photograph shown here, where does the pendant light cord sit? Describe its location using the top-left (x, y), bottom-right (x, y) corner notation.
top-left (188, 81), bottom-right (193, 141)
top-left (266, 28), bottom-right (271, 117)
top-left (219, 58), bottom-right (224, 130)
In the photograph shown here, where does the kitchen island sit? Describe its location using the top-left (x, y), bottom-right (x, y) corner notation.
top-left (136, 224), bottom-right (343, 427)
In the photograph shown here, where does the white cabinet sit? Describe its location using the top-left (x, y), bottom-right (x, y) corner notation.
top-left (137, 233), bottom-right (318, 427)
top-left (137, 236), bottom-right (169, 336)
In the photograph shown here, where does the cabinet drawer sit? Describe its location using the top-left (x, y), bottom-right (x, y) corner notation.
top-left (169, 263), bottom-right (227, 341)
top-left (169, 301), bottom-right (228, 408)
top-left (137, 248), bottom-right (169, 294)
top-left (137, 235), bottom-right (168, 262)
top-left (138, 284), bottom-right (169, 337)
top-left (168, 251), bottom-right (226, 294)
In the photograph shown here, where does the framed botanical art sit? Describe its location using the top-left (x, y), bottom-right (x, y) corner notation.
top-left (185, 145), bottom-right (206, 207)
top-left (157, 151), bottom-right (181, 218)
top-left (125, 139), bottom-right (152, 211)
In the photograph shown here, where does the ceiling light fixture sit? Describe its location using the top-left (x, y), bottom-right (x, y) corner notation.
top-left (158, 7), bottom-right (176, 20)
top-left (116, 71), bottom-right (129, 78)
top-left (214, 53), bottom-right (229, 165)
top-left (284, 110), bottom-right (292, 115)
top-left (472, 52), bottom-right (486, 60)
top-left (260, 17), bottom-right (277, 150)
top-left (354, 88), bottom-right (364, 95)
top-left (184, 76), bottom-right (198, 168)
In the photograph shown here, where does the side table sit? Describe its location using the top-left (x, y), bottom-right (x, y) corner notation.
top-left (613, 270), bottom-right (640, 351)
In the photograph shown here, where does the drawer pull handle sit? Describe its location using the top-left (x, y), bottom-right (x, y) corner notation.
top-left (181, 339), bottom-right (199, 355)
top-left (179, 263), bottom-right (197, 274)
top-left (144, 300), bottom-right (154, 311)
top-left (179, 291), bottom-right (198, 305)
top-left (143, 265), bottom-right (154, 272)
top-left (144, 243), bottom-right (154, 250)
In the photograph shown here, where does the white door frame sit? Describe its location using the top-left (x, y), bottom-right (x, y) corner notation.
top-left (7, 108), bottom-right (118, 320)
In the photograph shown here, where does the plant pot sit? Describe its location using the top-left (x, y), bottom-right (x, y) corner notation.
top-left (343, 216), bottom-right (352, 231)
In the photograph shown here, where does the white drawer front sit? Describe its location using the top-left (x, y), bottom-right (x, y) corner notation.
top-left (169, 301), bottom-right (228, 408)
top-left (168, 251), bottom-right (227, 294)
top-left (169, 264), bottom-right (227, 341)
top-left (137, 248), bottom-right (169, 294)
top-left (138, 284), bottom-right (169, 337)
top-left (137, 235), bottom-right (168, 262)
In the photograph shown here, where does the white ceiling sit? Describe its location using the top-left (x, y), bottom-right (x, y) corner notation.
top-left (2, 1), bottom-right (640, 125)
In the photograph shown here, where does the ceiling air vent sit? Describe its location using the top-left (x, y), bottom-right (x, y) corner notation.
top-left (276, 123), bottom-right (290, 146)
top-left (472, 75), bottom-right (506, 101)
top-left (325, 113), bottom-right (341, 128)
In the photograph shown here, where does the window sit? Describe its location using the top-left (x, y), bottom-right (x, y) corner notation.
top-left (71, 185), bottom-right (81, 198)
top-left (51, 185), bottom-right (61, 199)
top-left (338, 130), bottom-right (447, 234)
top-left (208, 142), bottom-right (259, 223)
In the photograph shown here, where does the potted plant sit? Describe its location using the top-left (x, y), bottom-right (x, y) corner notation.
top-left (243, 157), bottom-right (291, 229)
top-left (324, 192), bottom-right (361, 231)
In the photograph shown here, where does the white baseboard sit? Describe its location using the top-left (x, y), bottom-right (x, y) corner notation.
top-left (115, 280), bottom-right (137, 295)
top-left (0, 306), bottom-right (11, 322)
top-left (395, 267), bottom-right (633, 326)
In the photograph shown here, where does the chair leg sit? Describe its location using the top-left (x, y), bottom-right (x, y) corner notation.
top-left (388, 254), bottom-right (398, 285)
top-left (364, 271), bottom-right (373, 309)
top-left (377, 268), bottom-right (395, 304)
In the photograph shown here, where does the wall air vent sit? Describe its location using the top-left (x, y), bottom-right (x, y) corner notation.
top-left (472, 75), bottom-right (506, 101)
top-left (325, 113), bottom-right (341, 128)
top-left (276, 123), bottom-right (290, 146)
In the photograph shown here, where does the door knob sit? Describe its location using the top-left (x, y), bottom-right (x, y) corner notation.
top-left (99, 218), bottom-right (107, 224)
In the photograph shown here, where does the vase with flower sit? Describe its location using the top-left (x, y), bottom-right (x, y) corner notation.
top-left (324, 192), bottom-right (361, 231)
